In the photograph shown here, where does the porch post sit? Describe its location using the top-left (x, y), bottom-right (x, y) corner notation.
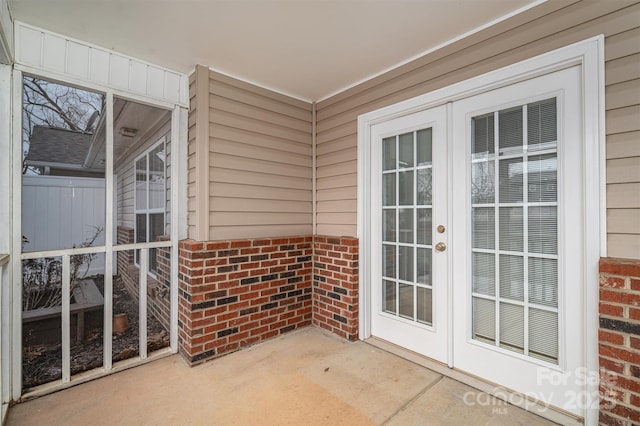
top-left (0, 63), bottom-right (12, 415)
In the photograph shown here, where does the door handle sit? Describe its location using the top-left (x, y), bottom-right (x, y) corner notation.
top-left (435, 242), bottom-right (446, 252)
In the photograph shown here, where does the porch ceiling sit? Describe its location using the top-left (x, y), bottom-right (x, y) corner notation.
top-left (9, 0), bottom-right (539, 102)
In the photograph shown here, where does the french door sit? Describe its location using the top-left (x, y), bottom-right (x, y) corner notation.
top-left (370, 105), bottom-right (448, 363)
top-left (369, 66), bottom-right (586, 416)
top-left (451, 66), bottom-right (584, 415)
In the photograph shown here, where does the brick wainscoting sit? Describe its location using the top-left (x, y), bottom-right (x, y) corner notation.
top-left (599, 258), bottom-right (640, 426)
top-left (178, 237), bottom-right (313, 364)
top-left (116, 226), bottom-right (171, 330)
top-left (313, 236), bottom-right (359, 341)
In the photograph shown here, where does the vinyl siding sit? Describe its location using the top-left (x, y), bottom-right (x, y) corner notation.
top-left (116, 119), bottom-right (171, 231)
top-left (315, 0), bottom-right (640, 259)
top-left (188, 69), bottom-right (313, 241)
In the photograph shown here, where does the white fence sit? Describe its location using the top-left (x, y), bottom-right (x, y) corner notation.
top-left (22, 175), bottom-right (115, 275)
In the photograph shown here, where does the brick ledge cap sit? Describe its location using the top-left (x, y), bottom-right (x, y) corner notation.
top-left (600, 257), bottom-right (640, 277)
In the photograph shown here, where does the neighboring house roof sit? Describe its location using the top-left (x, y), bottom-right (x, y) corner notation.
top-left (25, 125), bottom-right (92, 168)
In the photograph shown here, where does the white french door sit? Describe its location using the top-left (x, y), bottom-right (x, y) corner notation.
top-left (368, 66), bottom-right (587, 417)
top-left (370, 105), bottom-right (448, 363)
top-left (451, 66), bottom-right (584, 416)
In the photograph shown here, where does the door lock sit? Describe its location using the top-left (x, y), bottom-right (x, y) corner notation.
top-left (437, 225), bottom-right (445, 233)
top-left (435, 242), bottom-right (446, 252)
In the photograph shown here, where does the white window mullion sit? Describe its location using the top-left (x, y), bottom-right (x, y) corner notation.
top-left (522, 105), bottom-right (530, 357)
top-left (493, 111), bottom-right (500, 347)
top-left (395, 135), bottom-right (400, 316)
top-left (413, 131), bottom-right (418, 322)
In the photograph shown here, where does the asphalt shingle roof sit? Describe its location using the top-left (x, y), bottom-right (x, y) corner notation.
top-left (26, 125), bottom-right (92, 166)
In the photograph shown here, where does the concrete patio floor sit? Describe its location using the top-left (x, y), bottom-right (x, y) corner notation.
top-left (6, 327), bottom-right (558, 426)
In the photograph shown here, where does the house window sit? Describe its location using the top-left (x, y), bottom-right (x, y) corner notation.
top-left (134, 138), bottom-right (166, 273)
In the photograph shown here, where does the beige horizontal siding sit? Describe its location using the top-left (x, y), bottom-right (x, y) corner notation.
top-left (209, 212), bottom-right (311, 227)
top-left (608, 209), bottom-right (640, 234)
top-left (606, 132), bottom-right (640, 161)
top-left (315, 0), bottom-right (640, 259)
top-left (210, 168), bottom-right (310, 191)
top-left (606, 80), bottom-right (640, 110)
top-left (211, 183), bottom-right (311, 202)
top-left (186, 69), bottom-right (313, 240)
top-left (607, 183), bottom-right (640, 208)
top-left (607, 158), bottom-right (640, 184)
top-left (608, 234), bottom-right (640, 259)
top-left (206, 224), bottom-right (312, 241)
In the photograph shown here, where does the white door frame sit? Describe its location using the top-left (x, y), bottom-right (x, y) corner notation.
top-left (357, 36), bottom-right (604, 425)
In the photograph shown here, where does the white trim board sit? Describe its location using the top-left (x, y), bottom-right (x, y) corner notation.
top-left (357, 35), bottom-right (604, 426)
top-left (14, 21), bottom-right (188, 108)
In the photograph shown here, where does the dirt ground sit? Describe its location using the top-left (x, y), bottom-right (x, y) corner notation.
top-left (22, 275), bottom-right (169, 389)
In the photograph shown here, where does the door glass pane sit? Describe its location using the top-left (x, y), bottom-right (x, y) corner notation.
top-left (417, 287), bottom-right (432, 325)
top-left (399, 284), bottom-right (413, 319)
top-left (498, 157), bottom-right (523, 203)
top-left (529, 308), bottom-right (558, 363)
top-left (499, 207), bottom-right (523, 251)
top-left (473, 297), bottom-right (495, 344)
top-left (529, 257), bottom-right (558, 307)
top-left (383, 174), bottom-right (395, 206)
top-left (472, 160), bottom-right (495, 204)
top-left (472, 207), bottom-right (494, 249)
top-left (471, 98), bottom-right (559, 364)
top-left (382, 210), bottom-right (396, 242)
top-left (382, 245), bottom-right (395, 279)
top-left (499, 255), bottom-right (524, 302)
top-left (528, 154), bottom-right (557, 202)
top-left (380, 127), bottom-right (434, 327)
top-left (528, 98), bottom-right (557, 150)
top-left (383, 280), bottom-right (396, 314)
top-left (399, 133), bottom-right (413, 168)
top-left (383, 137), bottom-right (396, 171)
top-left (417, 129), bottom-right (432, 166)
top-left (398, 171), bottom-right (413, 205)
top-left (417, 208), bottom-right (432, 245)
top-left (500, 303), bottom-right (524, 353)
top-left (398, 246), bottom-right (413, 282)
top-left (417, 248), bottom-right (431, 285)
top-left (417, 169), bottom-right (432, 205)
top-left (529, 206), bottom-right (557, 254)
top-left (498, 106), bottom-right (523, 154)
top-left (473, 252), bottom-right (495, 296)
top-left (399, 209), bottom-right (413, 243)
top-left (472, 113), bottom-right (494, 155)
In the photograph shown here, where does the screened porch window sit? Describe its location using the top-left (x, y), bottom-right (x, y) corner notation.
top-left (134, 139), bottom-right (166, 273)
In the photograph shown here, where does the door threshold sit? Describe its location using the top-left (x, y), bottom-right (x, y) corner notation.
top-left (364, 336), bottom-right (583, 426)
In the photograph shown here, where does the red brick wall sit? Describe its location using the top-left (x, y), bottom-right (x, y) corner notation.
top-left (312, 236), bottom-right (359, 341)
top-left (116, 226), bottom-right (171, 332)
top-left (178, 237), bottom-right (313, 364)
top-left (599, 258), bottom-right (640, 426)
